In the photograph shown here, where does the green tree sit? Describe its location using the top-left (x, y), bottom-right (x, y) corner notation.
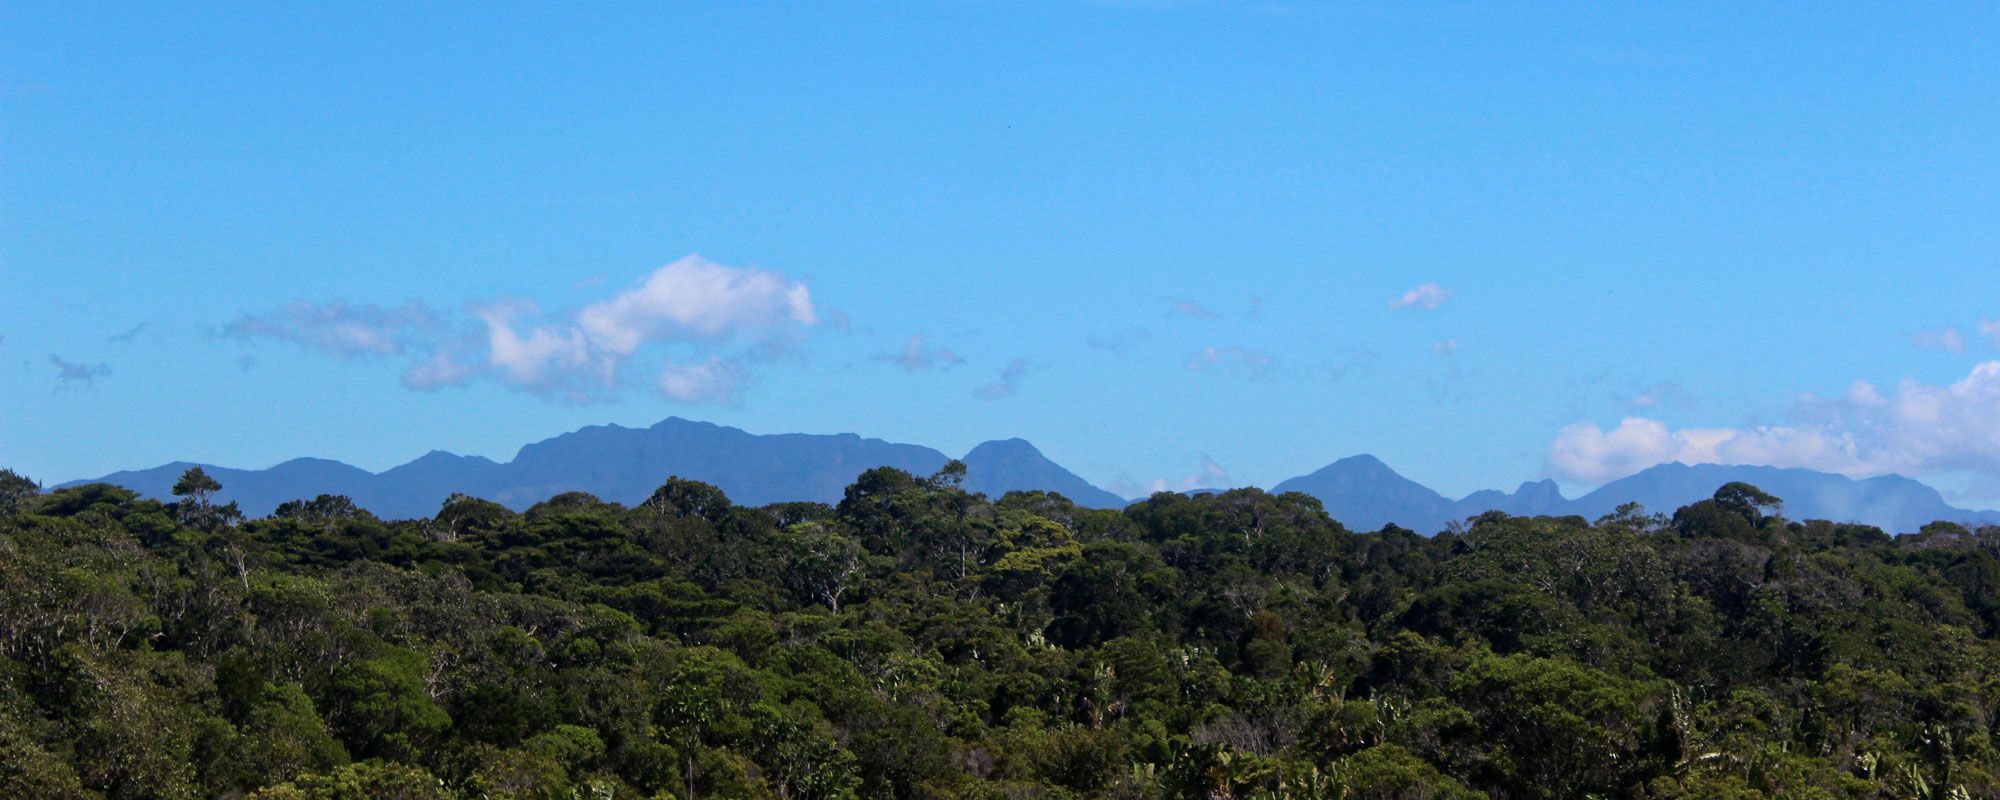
top-left (325, 648), bottom-right (452, 761)
top-left (0, 468), bottom-right (39, 515)
top-left (172, 466), bottom-right (221, 510)
top-left (647, 476), bottom-right (734, 521)
top-left (248, 761), bottom-right (453, 800)
top-left (777, 522), bottom-right (863, 613)
top-left (1713, 481), bottom-right (1782, 523)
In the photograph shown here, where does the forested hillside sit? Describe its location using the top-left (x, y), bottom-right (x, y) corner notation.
top-left (2, 463), bottom-right (1997, 799)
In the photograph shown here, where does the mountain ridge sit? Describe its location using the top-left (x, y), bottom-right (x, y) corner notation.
top-left (61, 418), bottom-right (2000, 533)
top-left (65, 417), bottom-right (1116, 519)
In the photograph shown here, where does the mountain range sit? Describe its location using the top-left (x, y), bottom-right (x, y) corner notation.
top-left (63, 417), bottom-right (2000, 533)
top-left (1270, 454), bottom-right (2000, 534)
top-left (66, 417), bottom-right (1125, 519)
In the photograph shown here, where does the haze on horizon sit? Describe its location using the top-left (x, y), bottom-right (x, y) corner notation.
top-left (4, 5), bottom-right (1998, 504)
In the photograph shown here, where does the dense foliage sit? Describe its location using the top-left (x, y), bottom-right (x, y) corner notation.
top-left (2, 463), bottom-right (1998, 799)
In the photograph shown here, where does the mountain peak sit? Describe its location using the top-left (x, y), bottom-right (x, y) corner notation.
top-left (959, 439), bottom-right (1123, 508)
top-left (267, 457), bottom-right (372, 476)
top-left (964, 438), bottom-right (1043, 459)
top-left (1304, 454), bottom-right (1416, 484)
top-left (650, 416), bottom-right (712, 431)
top-left (1273, 454), bottom-right (1452, 532)
top-left (1516, 478), bottom-right (1563, 500)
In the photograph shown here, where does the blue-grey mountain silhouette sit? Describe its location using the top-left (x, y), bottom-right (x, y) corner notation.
top-left (68, 417), bottom-right (1128, 518)
top-left (65, 419), bottom-right (2000, 532)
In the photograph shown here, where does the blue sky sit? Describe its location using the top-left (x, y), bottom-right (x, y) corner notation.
top-left (5, 3), bottom-right (2000, 503)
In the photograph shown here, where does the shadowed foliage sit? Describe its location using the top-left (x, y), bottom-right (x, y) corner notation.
top-left (3, 471), bottom-right (1998, 798)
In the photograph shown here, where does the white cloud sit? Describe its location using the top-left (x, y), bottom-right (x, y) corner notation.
top-left (1548, 361), bottom-right (2000, 483)
top-left (1912, 327), bottom-right (1966, 353)
top-left (475, 302), bottom-right (616, 399)
top-left (231, 255), bottom-right (822, 404)
top-left (1389, 282), bottom-right (1452, 310)
top-left (217, 256), bottom-right (820, 406)
top-left (576, 255), bottom-right (816, 354)
top-left (658, 357), bottom-right (747, 404)
top-left (975, 359), bottom-right (1031, 400)
top-left (875, 334), bottom-right (963, 372)
top-left (223, 300), bottom-right (440, 357)
top-left (457, 255), bottom-right (820, 402)
top-left (1430, 338), bottom-right (1458, 356)
top-left (1980, 319), bottom-right (2000, 347)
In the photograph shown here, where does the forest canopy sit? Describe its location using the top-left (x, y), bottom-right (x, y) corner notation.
top-left (1, 464), bottom-right (1998, 799)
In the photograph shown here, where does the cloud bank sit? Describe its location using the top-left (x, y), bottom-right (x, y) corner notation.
top-left (228, 254), bottom-right (820, 405)
top-left (1549, 361), bottom-right (2000, 483)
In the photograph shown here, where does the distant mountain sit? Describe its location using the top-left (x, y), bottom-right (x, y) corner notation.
top-left (1567, 463), bottom-right (2000, 533)
top-left (64, 419), bottom-right (2000, 532)
top-left (959, 439), bottom-right (1126, 509)
top-left (1271, 455), bottom-right (1459, 533)
top-left (1458, 479), bottom-right (1568, 518)
top-left (85, 458), bottom-right (382, 520)
top-left (1270, 457), bottom-right (2000, 534)
top-left (481, 418), bottom-right (951, 510)
top-left (64, 418), bottom-right (1130, 519)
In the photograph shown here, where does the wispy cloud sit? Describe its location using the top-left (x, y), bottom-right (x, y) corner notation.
top-left (109, 323), bottom-right (146, 343)
top-left (658, 357), bottom-right (748, 404)
top-left (49, 355), bottom-right (110, 386)
top-left (1167, 297), bottom-right (1220, 320)
top-left (1389, 281), bottom-right (1452, 310)
top-left (1086, 327), bottom-right (1152, 355)
top-left (1548, 361), bottom-right (2000, 484)
top-left (399, 349), bottom-right (481, 390)
top-left (1980, 319), bottom-right (2000, 348)
top-left (223, 300), bottom-right (441, 357)
top-left (1185, 345), bottom-right (1275, 378)
top-left (1320, 348), bottom-right (1380, 382)
top-left (975, 359), bottom-right (1031, 400)
top-left (1623, 382), bottom-right (1692, 411)
top-left (1430, 338), bottom-right (1458, 357)
top-left (875, 334), bottom-right (963, 372)
top-left (1912, 326), bottom-right (1966, 353)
